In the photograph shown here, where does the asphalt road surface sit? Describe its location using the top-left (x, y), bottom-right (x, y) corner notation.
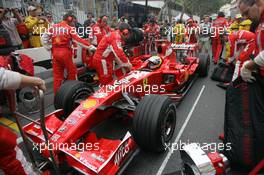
top-left (0, 61), bottom-right (250, 175)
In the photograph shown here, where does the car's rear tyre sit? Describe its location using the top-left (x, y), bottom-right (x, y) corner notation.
top-left (197, 53), bottom-right (210, 77)
top-left (132, 95), bottom-right (176, 152)
top-left (54, 80), bottom-right (93, 117)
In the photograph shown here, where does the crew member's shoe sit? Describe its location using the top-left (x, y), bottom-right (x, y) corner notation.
top-left (217, 82), bottom-right (230, 89)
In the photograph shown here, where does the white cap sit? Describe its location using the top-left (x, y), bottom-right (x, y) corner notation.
top-left (28, 6), bottom-right (37, 11)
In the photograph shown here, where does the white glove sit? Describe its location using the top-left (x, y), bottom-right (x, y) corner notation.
top-left (121, 62), bottom-right (133, 70)
top-left (88, 45), bottom-right (97, 52)
top-left (241, 61), bottom-right (256, 83)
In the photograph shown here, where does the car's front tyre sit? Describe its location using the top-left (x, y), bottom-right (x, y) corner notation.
top-left (54, 80), bottom-right (93, 117)
top-left (132, 95), bottom-right (177, 152)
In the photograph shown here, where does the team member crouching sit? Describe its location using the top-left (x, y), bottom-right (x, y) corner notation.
top-left (227, 30), bottom-right (256, 81)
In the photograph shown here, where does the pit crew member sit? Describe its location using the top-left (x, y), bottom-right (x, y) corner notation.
top-left (185, 18), bottom-right (199, 44)
top-left (90, 15), bottom-right (112, 46)
top-left (239, 0), bottom-right (264, 82)
top-left (41, 13), bottom-right (96, 93)
top-left (212, 11), bottom-right (228, 64)
top-left (92, 23), bottom-right (132, 85)
top-left (226, 30), bottom-right (256, 81)
top-left (144, 16), bottom-right (160, 54)
top-left (144, 16), bottom-right (160, 39)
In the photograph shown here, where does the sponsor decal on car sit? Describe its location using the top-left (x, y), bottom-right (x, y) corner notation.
top-left (93, 92), bottom-right (108, 99)
top-left (129, 71), bottom-right (149, 79)
top-left (91, 153), bottom-right (105, 163)
top-left (82, 99), bottom-right (98, 109)
top-left (34, 124), bottom-right (41, 129)
top-left (114, 141), bottom-right (130, 166)
top-left (108, 71), bottom-right (150, 91)
top-left (58, 126), bottom-right (67, 133)
top-left (72, 111), bottom-right (86, 118)
top-left (27, 129), bottom-right (39, 136)
top-left (80, 157), bottom-right (98, 170)
top-left (51, 134), bottom-right (61, 141)
top-left (67, 118), bottom-right (77, 125)
top-left (171, 43), bottom-right (196, 49)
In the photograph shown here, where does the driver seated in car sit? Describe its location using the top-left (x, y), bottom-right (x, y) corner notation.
top-left (147, 56), bottom-right (163, 70)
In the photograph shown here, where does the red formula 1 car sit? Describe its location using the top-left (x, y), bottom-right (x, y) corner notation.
top-left (18, 40), bottom-right (210, 175)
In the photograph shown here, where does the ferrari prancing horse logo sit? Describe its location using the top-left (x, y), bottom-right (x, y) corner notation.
top-left (143, 78), bottom-right (149, 91)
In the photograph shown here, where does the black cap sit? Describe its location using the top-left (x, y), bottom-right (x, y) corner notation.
top-left (63, 12), bottom-right (76, 21)
top-left (218, 11), bottom-right (225, 17)
top-left (118, 22), bottom-right (132, 32)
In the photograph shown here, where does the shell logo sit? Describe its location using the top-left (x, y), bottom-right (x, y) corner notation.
top-left (143, 78), bottom-right (149, 91)
top-left (82, 99), bottom-right (98, 109)
top-left (75, 152), bottom-right (81, 159)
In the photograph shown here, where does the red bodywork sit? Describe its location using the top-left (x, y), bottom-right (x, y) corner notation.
top-left (23, 41), bottom-right (201, 174)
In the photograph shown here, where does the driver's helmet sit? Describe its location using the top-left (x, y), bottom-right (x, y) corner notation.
top-left (147, 56), bottom-right (162, 69)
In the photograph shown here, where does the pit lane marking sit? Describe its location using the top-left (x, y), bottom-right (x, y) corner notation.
top-left (156, 85), bottom-right (206, 175)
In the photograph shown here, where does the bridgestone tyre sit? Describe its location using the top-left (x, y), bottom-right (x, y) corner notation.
top-left (197, 53), bottom-right (210, 77)
top-left (132, 95), bottom-right (177, 152)
top-left (54, 80), bottom-right (93, 116)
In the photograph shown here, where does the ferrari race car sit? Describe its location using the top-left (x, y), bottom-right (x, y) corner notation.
top-left (17, 40), bottom-right (210, 175)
